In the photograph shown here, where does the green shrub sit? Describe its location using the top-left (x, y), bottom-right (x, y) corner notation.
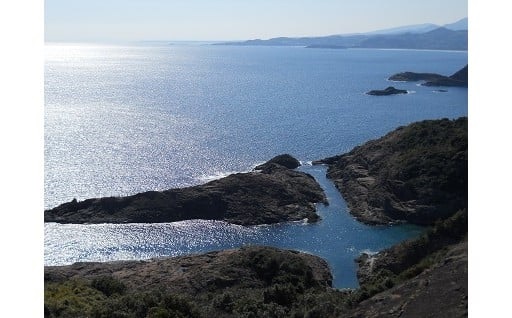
top-left (263, 283), bottom-right (298, 307)
top-left (44, 279), bottom-right (106, 317)
top-left (91, 276), bottom-right (126, 296)
top-left (213, 292), bottom-right (235, 313)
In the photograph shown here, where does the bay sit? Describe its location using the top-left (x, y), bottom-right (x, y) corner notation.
top-left (44, 44), bottom-right (467, 288)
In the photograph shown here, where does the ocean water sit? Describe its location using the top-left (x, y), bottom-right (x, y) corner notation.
top-left (44, 43), bottom-right (467, 288)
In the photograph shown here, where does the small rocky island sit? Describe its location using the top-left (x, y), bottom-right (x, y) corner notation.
top-left (44, 154), bottom-right (326, 226)
top-left (366, 86), bottom-right (408, 96)
top-left (389, 64), bottom-right (468, 87)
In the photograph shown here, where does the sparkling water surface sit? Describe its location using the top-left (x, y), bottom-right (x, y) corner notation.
top-left (45, 44), bottom-right (467, 288)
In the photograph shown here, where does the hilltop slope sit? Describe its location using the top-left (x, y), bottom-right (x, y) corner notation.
top-left (315, 117), bottom-right (467, 225)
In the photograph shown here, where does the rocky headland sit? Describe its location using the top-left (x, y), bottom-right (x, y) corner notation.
top-left (44, 154), bottom-right (326, 226)
top-left (389, 64), bottom-right (468, 87)
top-left (314, 117), bottom-right (467, 225)
top-left (366, 86), bottom-right (408, 96)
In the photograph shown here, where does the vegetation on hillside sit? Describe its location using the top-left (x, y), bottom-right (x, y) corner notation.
top-left (45, 118), bottom-right (468, 317)
top-left (317, 117), bottom-right (467, 225)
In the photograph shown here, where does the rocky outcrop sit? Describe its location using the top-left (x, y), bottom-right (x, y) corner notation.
top-left (44, 155), bottom-right (326, 226)
top-left (314, 117), bottom-right (467, 225)
top-left (389, 65), bottom-right (468, 87)
top-left (254, 154), bottom-right (300, 170)
top-left (366, 86), bottom-right (408, 96)
top-left (44, 246), bottom-right (334, 317)
top-left (349, 241), bottom-right (467, 318)
top-left (349, 209), bottom-right (467, 317)
top-left (45, 246), bottom-right (333, 293)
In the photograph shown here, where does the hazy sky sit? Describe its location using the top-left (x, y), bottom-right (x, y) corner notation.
top-left (45, 0), bottom-right (467, 42)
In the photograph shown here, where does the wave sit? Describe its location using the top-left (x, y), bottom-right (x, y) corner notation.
top-left (196, 163), bottom-right (263, 183)
top-left (386, 78), bottom-right (407, 83)
top-left (360, 248), bottom-right (378, 256)
top-left (197, 170), bottom-right (243, 183)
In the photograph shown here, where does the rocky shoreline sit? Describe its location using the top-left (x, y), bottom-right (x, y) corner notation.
top-left (45, 211), bottom-right (468, 317)
top-left (45, 119), bottom-right (468, 317)
top-left (44, 154), bottom-right (326, 226)
top-left (314, 117), bottom-right (467, 225)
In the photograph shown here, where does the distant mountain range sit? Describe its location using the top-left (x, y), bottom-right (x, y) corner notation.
top-left (216, 17), bottom-right (468, 51)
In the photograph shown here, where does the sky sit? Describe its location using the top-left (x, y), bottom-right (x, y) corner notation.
top-left (45, 0), bottom-right (468, 42)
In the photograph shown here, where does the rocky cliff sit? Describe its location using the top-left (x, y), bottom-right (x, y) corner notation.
top-left (349, 209), bottom-right (467, 317)
top-left (315, 117), bottom-right (467, 225)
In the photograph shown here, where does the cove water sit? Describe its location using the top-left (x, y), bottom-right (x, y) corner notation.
top-left (45, 43), bottom-right (467, 288)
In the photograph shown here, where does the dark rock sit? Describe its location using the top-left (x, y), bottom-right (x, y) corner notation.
top-left (349, 241), bottom-right (467, 318)
top-left (254, 154), bottom-right (301, 170)
top-left (45, 155), bottom-right (326, 226)
top-left (389, 72), bottom-right (446, 82)
top-left (366, 86), bottom-right (408, 96)
top-left (448, 64), bottom-right (468, 82)
top-left (350, 210), bottom-right (467, 317)
top-left (315, 117), bottom-right (467, 225)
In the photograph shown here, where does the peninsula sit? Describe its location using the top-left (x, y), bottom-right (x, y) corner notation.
top-left (44, 154), bottom-right (326, 226)
top-left (314, 117), bottom-right (467, 225)
top-left (389, 65), bottom-right (468, 87)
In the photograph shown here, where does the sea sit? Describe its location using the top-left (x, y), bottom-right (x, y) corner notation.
top-left (44, 43), bottom-right (468, 288)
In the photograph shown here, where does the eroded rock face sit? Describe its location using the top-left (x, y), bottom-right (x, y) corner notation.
top-left (315, 117), bottom-right (467, 225)
top-left (45, 155), bottom-right (326, 226)
top-left (349, 241), bottom-right (467, 318)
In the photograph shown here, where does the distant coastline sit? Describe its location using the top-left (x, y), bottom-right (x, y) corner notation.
top-left (215, 24), bottom-right (468, 51)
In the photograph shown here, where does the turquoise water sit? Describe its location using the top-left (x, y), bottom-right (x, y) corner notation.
top-left (44, 44), bottom-right (467, 288)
